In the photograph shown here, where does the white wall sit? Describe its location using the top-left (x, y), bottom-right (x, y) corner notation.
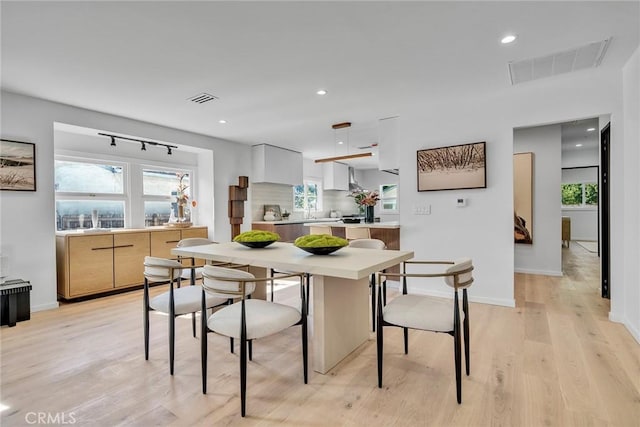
top-left (616, 47), bottom-right (640, 342)
top-left (0, 91), bottom-right (252, 311)
top-left (514, 125), bottom-right (563, 276)
top-left (397, 69), bottom-right (625, 309)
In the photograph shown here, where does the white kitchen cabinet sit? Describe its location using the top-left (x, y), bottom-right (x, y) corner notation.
top-left (323, 162), bottom-right (349, 191)
top-left (252, 144), bottom-right (303, 185)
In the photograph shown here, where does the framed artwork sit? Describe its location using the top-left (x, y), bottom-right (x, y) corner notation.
top-left (417, 141), bottom-right (486, 191)
top-left (1, 139), bottom-right (36, 191)
top-left (513, 152), bottom-right (533, 244)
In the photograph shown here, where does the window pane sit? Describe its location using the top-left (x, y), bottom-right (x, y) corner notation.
top-left (585, 183), bottom-right (598, 205)
top-left (56, 200), bottom-right (125, 230)
top-left (382, 200), bottom-right (397, 210)
top-left (143, 169), bottom-right (189, 197)
top-left (144, 201), bottom-right (173, 226)
top-left (561, 183), bottom-right (583, 205)
top-left (381, 184), bottom-right (398, 198)
top-left (55, 160), bottom-right (124, 194)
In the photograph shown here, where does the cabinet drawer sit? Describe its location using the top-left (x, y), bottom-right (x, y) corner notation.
top-left (68, 235), bottom-right (114, 297)
top-left (114, 232), bottom-right (150, 288)
top-left (150, 230), bottom-right (181, 258)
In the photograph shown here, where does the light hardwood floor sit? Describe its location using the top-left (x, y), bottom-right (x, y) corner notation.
top-left (1, 244), bottom-right (639, 426)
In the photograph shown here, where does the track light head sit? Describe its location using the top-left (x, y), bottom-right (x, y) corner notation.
top-left (110, 136), bottom-right (116, 147)
top-left (167, 147), bottom-right (172, 155)
top-left (140, 142), bottom-right (146, 151)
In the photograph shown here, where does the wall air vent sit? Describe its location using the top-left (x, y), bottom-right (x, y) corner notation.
top-left (508, 38), bottom-right (611, 85)
top-left (187, 93), bottom-right (219, 104)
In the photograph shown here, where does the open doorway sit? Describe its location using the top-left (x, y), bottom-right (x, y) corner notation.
top-left (560, 118), bottom-right (601, 280)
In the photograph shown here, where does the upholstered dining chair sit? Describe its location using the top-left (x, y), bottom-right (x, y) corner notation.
top-left (345, 226), bottom-right (371, 240)
top-left (348, 238), bottom-right (386, 331)
top-left (309, 225), bottom-right (332, 235)
top-left (200, 265), bottom-right (308, 417)
top-left (376, 258), bottom-right (474, 404)
top-left (143, 256), bottom-right (232, 375)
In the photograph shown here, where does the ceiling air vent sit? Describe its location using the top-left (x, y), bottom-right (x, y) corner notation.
top-left (187, 93), bottom-right (219, 104)
top-left (508, 38), bottom-right (611, 85)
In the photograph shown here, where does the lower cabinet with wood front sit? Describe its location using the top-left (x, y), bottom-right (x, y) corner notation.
top-left (56, 226), bottom-right (207, 299)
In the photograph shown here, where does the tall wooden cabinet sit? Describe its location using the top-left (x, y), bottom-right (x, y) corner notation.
top-left (56, 226), bottom-right (207, 299)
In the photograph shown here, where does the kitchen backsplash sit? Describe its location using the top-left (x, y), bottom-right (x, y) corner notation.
top-left (251, 183), bottom-right (358, 221)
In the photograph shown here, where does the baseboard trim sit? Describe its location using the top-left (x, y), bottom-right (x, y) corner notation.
top-left (514, 268), bottom-right (563, 277)
top-left (31, 301), bottom-right (59, 312)
top-left (609, 311), bottom-right (640, 344)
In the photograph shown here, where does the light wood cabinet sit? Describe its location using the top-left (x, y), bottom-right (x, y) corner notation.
top-left (56, 226), bottom-right (208, 299)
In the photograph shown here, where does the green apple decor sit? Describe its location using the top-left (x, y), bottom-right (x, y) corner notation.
top-left (294, 234), bottom-right (348, 255)
top-left (233, 230), bottom-right (280, 248)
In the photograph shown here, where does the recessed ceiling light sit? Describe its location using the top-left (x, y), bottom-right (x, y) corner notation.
top-left (337, 140), bottom-right (344, 145)
top-left (587, 127), bottom-right (596, 132)
top-left (219, 120), bottom-right (227, 124)
top-left (501, 34), bottom-right (517, 44)
top-left (316, 89), bottom-right (327, 95)
top-left (576, 144), bottom-right (583, 147)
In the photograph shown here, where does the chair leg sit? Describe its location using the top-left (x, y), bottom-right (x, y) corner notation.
top-left (370, 274), bottom-right (376, 332)
top-left (201, 291), bottom-right (208, 394)
top-left (169, 315), bottom-right (175, 376)
top-left (382, 280), bottom-right (387, 305)
top-left (403, 328), bottom-right (408, 354)
top-left (302, 315), bottom-right (308, 384)
top-left (230, 337), bottom-right (234, 354)
top-left (192, 312), bottom-right (196, 338)
top-left (248, 340), bottom-right (253, 361)
top-left (240, 302), bottom-right (248, 417)
top-left (270, 268), bottom-right (275, 302)
top-left (463, 289), bottom-right (470, 376)
top-left (143, 280), bottom-right (150, 360)
top-left (454, 292), bottom-right (462, 404)
top-left (376, 281), bottom-right (384, 388)
top-left (305, 273), bottom-right (311, 314)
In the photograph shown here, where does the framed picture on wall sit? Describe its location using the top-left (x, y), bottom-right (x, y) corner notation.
top-left (417, 141), bottom-right (486, 191)
top-left (0, 139), bottom-right (36, 191)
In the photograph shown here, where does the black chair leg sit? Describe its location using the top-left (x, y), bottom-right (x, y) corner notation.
top-left (305, 273), bottom-right (311, 314)
top-left (370, 274), bottom-right (376, 332)
top-left (143, 280), bottom-right (150, 360)
top-left (230, 337), bottom-right (234, 354)
top-left (463, 289), bottom-right (470, 376)
top-left (403, 327), bottom-right (408, 354)
top-left (270, 268), bottom-right (275, 302)
top-left (192, 312), bottom-right (196, 338)
top-left (201, 292), bottom-right (208, 394)
top-left (382, 280), bottom-right (387, 305)
top-left (302, 317), bottom-right (308, 384)
top-left (169, 316), bottom-right (175, 375)
top-left (454, 292), bottom-right (462, 404)
top-left (248, 340), bottom-right (253, 361)
top-left (240, 303), bottom-right (248, 417)
top-left (376, 284), bottom-right (384, 388)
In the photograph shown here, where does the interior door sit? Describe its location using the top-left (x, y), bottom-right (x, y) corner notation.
top-left (600, 123), bottom-right (610, 299)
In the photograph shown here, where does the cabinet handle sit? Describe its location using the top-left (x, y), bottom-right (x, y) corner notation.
top-left (91, 247), bottom-right (113, 251)
top-left (113, 244), bottom-right (135, 249)
top-left (166, 240), bottom-right (180, 244)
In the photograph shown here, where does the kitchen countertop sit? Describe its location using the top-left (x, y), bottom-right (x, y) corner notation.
top-left (302, 221), bottom-right (400, 229)
top-left (252, 218), bottom-right (343, 225)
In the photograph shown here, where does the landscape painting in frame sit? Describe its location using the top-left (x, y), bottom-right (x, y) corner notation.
top-left (0, 139), bottom-right (36, 191)
top-left (417, 141), bottom-right (486, 191)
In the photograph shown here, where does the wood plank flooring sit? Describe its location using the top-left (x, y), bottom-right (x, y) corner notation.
top-left (1, 243), bottom-right (639, 426)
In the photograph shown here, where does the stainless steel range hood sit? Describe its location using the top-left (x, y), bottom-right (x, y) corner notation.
top-left (348, 167), bottom-right (365, 192)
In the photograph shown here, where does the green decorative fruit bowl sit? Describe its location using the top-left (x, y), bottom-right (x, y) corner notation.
top-left (294, 234), bottom-right (348, 255)
top-left (233, 230), bottom-right (280, 248)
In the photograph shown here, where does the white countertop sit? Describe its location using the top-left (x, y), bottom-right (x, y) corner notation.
top-left (302, 221), bottom-right (400, 229)
top-left (252, 218), bottom-right (343, 225)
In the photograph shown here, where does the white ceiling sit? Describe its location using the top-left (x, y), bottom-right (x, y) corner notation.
top-left (2, 1), bottom-right (638, 168)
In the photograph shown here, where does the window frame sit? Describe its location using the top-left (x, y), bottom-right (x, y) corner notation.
top-left (293, 179), bottom-right (323, 213)
top-left (379, 183), bottom-right (399, 213)
top-left (561, 181), bottom-right (599, 209)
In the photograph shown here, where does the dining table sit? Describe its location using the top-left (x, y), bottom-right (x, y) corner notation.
top-left (172, 241), bottom-right (414, 374)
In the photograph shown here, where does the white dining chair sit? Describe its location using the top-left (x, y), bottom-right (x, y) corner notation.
top-left (349, 238), bottom-right (386, 331)
top-left (200, 265), bottom-right (308, 417)
top-left (345, 227), bottom-right (371, 240)
top-left (376, 258), bottom-right (474, 404)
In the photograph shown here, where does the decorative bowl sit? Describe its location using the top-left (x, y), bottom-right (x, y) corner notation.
top-left (236, 240), bottom-right (277, 249)
top-left (296, 245), bottom-right (346, 255)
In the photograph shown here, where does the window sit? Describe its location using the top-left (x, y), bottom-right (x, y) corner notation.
top-left (379, 184), bottom-right (398, 213)
top-left (142, 168), bottom-right (191, 226)
top-left (55, 158), bottom-right (127, 230)
top-left (293, 180), bottom-right (323, 213)
top-left (561, 182), bottom-right (598, 207)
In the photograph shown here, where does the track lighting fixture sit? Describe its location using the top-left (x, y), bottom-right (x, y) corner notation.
top-left (98, 132), bottom-right (177, 156)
